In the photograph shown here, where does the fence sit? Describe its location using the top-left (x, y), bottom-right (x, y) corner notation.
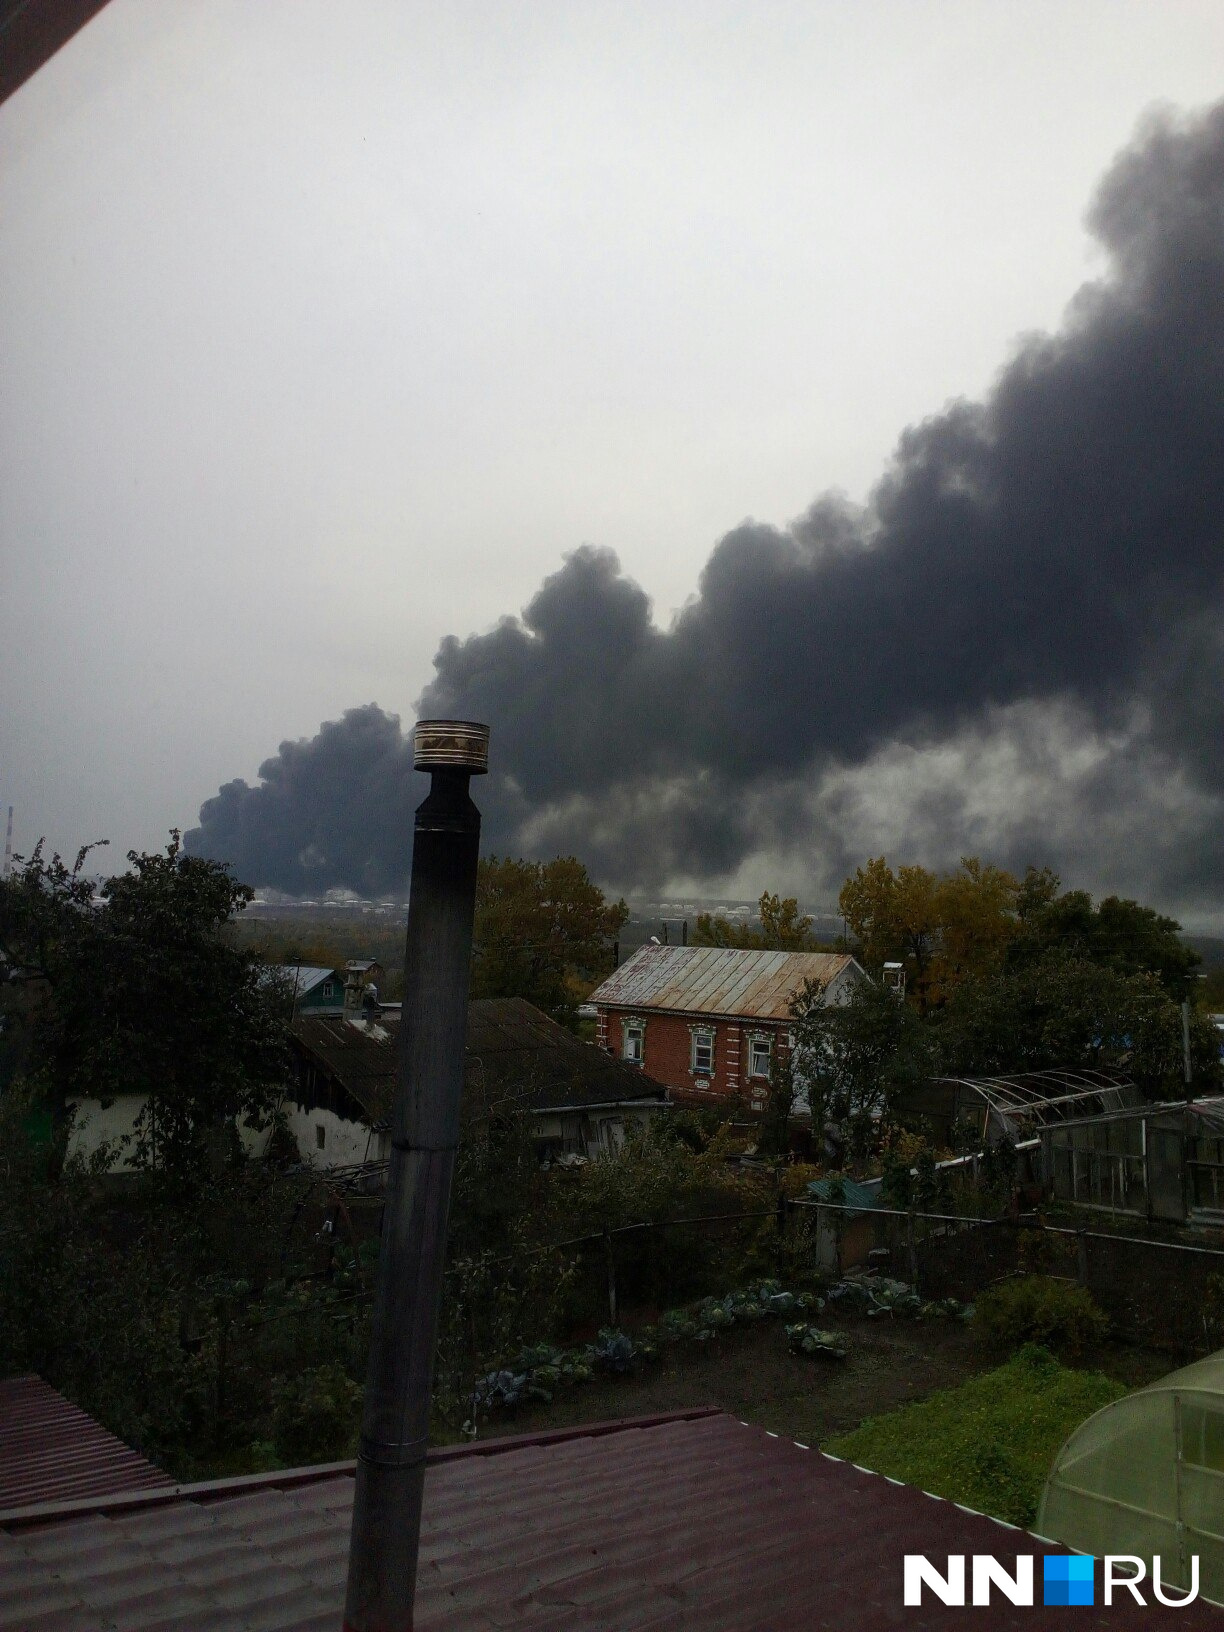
top-left (791, 1198), bottom-right (1224, 1355)
top-left (301, 1182), bottom-right (1224, 1352)
top-left (213, 1187), bottom-right (1224, 1441)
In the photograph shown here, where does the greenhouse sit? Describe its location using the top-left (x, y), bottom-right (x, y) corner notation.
top-left (1038, 1350), bottom-right (1224, 1604)
top-left (1043, 1097), bottom-right (1224, 1224)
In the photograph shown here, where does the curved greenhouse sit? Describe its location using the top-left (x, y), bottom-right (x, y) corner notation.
top-left (1038, 1351), bottom-right (1224, 1604)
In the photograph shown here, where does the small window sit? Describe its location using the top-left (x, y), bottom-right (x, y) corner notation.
top-left (691, 1029), bottom-right (714, 1074)
top-left (748, 1034), bottom-right (772, 1079)
top-left (316, 1123), bottom-right (326, 1150)
top-left (623, 1022), bottom-right (645, 1065)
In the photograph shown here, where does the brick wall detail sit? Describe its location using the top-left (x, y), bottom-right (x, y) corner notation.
top-left (597, 1008), bottom-right (788, 1107)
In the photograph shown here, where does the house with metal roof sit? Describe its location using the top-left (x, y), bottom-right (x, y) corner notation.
top-left (288, 997), bottom-right (670, 1167)
top-left (587, 945), bottom-right (866, 1113)
top-left (3, 1404), bottom-right (1217, 1629)
top-left (258, 961), bottom-right (386, 1017)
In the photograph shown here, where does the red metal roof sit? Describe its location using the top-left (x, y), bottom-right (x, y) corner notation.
top-left (0, 1375), bottom-right (172, 1515)
top-left (1, 1407), bottom-right (1215, 1630)
top-left (0, 0), bottom-right (114, 106)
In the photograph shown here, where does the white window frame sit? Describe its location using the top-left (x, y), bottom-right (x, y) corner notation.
top-left (622, 1016), bottom-right (646, 1066)
top-left (747, 1031), bottom-right (773, 1081)
top-left (690, 1026), bottom-right (715, 1076)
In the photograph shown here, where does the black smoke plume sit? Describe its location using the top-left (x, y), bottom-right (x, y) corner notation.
top-left (188, 103), bottom-right (1224, 911)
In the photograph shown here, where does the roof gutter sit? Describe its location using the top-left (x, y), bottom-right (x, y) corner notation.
top-left (530, 1095), bottom-right (670, 1114)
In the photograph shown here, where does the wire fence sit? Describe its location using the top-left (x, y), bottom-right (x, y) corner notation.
top-left (211, 1186), bottom-right (1224, 1415)
top-left (790, 1198), bottom-right (1224, 1353)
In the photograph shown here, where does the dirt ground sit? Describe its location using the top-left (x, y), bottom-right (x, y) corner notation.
top-left (473, 1317), bottom-right (1175, 1452)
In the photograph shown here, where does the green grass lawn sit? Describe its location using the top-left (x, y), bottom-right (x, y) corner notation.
top-left (824, 1344), bottom-right (1127, 1527)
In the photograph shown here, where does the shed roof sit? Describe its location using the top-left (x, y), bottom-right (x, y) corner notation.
top-left (589, 945), bottom-right (861, 1020)
top-left (806, 1176), bottom-right (881, 1214)
top-left (0, 1376), bottom-right (172, 1515)
top-left (1, 1408), bottom-right (1199, 1630)
top-left (291, 997), bottom-right (668, 1125)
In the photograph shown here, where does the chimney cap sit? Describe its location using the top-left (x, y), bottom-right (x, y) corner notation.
top-left (413, 719), bottom-right (490, 774)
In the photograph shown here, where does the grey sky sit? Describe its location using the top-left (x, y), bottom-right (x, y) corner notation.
top-left (3, 2), bottom-right (1224, 917)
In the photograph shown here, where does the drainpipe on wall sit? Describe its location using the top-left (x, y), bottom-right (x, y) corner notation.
top-left (342, 720), bottom-right (489, 1632)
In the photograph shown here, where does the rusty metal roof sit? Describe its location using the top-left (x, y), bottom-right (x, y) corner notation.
top-left (292, 997), bottom-right (667, 1124)
top-left (0, 1408), bottom-right (1208, 1629)
top-left (589, 945), bottom-right (862, 1020)
top-left (0, 1376), bottom-right (172, 1515)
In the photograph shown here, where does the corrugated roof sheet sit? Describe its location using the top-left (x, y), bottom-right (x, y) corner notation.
top-left (806, 1176), bottom-right (881, 1214)
top-left (292, 997), bottom-right (668, 1124)
top-left (0, 1376), bottom-right (172, 1515)
top-left (1, 1408), bottom-right (1209, 1629)
top-left (589, 945), bottom-right (861, 1020)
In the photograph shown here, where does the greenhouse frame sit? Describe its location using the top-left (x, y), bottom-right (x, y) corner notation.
top-left (897, 1068), bottom-right (1133, 1148)
top-left (1039, 1350), bottom-right (1224, 1604)
top-left (1041, 1097), bottom-right (1224, 1224)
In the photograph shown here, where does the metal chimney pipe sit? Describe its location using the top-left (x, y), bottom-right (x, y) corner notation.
top-left (343, 719), bottom-right (489, 1632)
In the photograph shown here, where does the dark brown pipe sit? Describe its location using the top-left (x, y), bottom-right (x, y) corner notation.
top-left (342, 720), bottom-right (488, 1632)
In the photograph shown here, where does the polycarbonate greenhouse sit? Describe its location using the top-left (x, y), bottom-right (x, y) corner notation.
top-left (1038, 1351), bottom-right (1224, 1604)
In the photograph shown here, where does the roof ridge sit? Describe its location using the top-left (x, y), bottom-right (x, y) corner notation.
top-left (0, 1408), bottom-right (723, 1530)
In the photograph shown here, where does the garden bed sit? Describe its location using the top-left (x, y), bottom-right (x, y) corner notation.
top-left (473, 1312), bottom-right (989, 1451)
top-left (471, 1313), bottom-right (1174, 1501)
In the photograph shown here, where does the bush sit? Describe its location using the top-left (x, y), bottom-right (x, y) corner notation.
top-left (537, 1124), bottom-right (773, 1323)
top-left (974, 1275), bottom-right (1109, 1357)
top-left (271, 1363), bottom-right (362, 1465)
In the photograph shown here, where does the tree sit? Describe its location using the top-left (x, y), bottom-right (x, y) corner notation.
top-left (789, 979), bottom-right (934, 1166)
top-left (694, 891), bottom-right (817, 950)
top-left (0, 833), bottom-right (288, 1176)
top-left (932, 950), bottom-right (1221, 1099)
top-left (838, 857), bottom-right (1018, 1007)
top-left (471, 856), bottom-right (628, 1023)
top-left (1009, 867), bottom-right (1201, 998)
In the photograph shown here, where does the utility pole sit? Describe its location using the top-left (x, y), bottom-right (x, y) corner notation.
top-left (3, 807), bottom-right (11, 878)
top-left (342, 720), bottom-right (488, 1632)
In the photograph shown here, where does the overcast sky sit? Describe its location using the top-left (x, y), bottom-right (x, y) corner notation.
top-left (4, 2), bottom-right (1224, 918)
